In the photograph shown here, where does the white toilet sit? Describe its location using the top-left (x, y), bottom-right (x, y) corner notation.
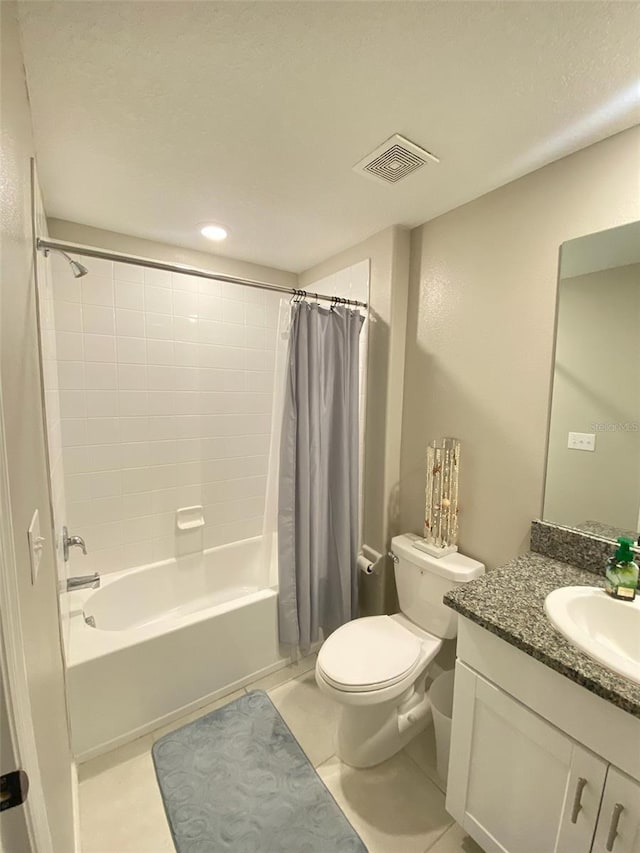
top-left (315, 533), bottom-right (484, 768)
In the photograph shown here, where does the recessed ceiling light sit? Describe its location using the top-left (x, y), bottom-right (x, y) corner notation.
top-left (200, 224), bottom-right (228, 241)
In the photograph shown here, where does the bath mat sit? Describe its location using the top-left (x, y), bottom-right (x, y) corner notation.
top-left (152, 690), bottom-right (367, 853)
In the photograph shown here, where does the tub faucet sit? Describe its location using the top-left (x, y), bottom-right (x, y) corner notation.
top-left (66, 573), bottom-right (100, 592)
top-left (62, 526), bottom-right (87, 562)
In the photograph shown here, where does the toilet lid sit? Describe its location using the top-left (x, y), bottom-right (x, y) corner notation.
top-left (318, 616), bottom-right (422, 690)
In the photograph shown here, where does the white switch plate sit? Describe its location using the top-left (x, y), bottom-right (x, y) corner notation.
top-left (27, 509), bottom-right (45, 584)
top-left (568, 432), bottom-right (596, 452)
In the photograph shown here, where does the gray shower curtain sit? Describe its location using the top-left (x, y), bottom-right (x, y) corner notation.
top-left (278, 302), bottom-right (364, 652)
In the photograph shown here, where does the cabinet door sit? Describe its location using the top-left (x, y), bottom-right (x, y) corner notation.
top-left (447, 662), bottom-right (608, 853)
top-left (592, 767), bottom-right (640, 853)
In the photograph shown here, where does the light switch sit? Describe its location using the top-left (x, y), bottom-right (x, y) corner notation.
top-left (27, 510), bottom-right (45, 584)
top-left (567, 432), bottom-right (596, 452)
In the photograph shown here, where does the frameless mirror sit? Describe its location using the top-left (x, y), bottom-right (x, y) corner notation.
top-left (543, 221), bottom-right (640, 541)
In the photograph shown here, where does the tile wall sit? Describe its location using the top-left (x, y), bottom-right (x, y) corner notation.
top-left (51, 252), bottom-right (369, 577)
top-left (52, 253), bottom-right (279, 574)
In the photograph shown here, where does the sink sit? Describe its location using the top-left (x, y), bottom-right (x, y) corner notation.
top-left (544, 586), bottom-right (640, 685)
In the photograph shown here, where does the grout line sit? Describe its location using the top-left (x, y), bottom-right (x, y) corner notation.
top-left (258, 670), bottom-right (300, 693)
top-left (402, 744), bottom-right (442, 787)
top-left (422, 820), bottom-right (456, 853)
top-left (314, 753), bottom-right (336, 772)
top-left (243, 655), bottom-right (318, 696)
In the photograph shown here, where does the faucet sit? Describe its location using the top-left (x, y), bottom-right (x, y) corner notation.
top-left (66, 573), bottom-right (100, 592)
top-left (62, 526), bottom-right (99, 591)
top-left (62, 526), bottom-right (87, 562)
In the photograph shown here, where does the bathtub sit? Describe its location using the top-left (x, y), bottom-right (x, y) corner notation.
top-left (66, 537), bottom-right (287, 761)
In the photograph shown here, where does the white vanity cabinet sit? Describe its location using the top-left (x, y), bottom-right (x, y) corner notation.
top-left (448, 662), bottom-right (608, 852)
top-left (446, 618), bottom-right (640, 853)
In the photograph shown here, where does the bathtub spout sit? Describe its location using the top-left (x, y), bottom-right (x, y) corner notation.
top-left (67, 573), bottom-right (100, 591)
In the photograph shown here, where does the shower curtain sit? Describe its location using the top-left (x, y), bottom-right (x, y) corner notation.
top-left (277, 302), bottom-right (365, 652)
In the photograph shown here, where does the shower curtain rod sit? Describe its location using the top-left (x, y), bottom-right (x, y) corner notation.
top-left (36, 238), bottom-right (368, 309)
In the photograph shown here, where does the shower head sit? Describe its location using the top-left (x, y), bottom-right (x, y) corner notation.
top-left (60, 251), bottom-right (89, 278)
top-left (37, 240), bottom-right (90, 278)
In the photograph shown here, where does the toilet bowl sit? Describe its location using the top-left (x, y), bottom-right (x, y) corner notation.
top-left (316, 533), bottom-right (484, 768)
top-left (316, 613), bottom-right (442, 767)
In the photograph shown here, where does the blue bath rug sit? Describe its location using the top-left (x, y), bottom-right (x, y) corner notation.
top-left (152, 689), bottom-right (367, 853)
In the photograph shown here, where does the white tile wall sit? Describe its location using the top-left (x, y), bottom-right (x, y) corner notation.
top-left (51, 252), bottom-right (369, 577)
top-left (51, 252), bottom-right (279, 575)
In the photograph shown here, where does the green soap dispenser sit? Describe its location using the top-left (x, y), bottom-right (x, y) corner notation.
top-left (605, 537), bottom-right (639, 601)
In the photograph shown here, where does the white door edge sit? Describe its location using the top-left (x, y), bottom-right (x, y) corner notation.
top-left (0, 383), bottom-right (54, 853)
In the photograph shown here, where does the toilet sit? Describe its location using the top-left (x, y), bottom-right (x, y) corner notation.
top-left (315, 533), bottom-right (484, 768)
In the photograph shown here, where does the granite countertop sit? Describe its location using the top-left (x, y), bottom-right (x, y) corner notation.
top-left (444, 552), bottom-right (640, 718)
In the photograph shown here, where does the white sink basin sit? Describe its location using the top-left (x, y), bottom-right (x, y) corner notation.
top-left (544, 586), bottom-right (640, 685)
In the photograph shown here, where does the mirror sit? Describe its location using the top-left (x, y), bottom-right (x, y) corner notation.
top-left (543, 221), bottom-right (640, 542)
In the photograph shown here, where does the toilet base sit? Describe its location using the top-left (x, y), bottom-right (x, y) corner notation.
top-left (335, 683), bottom-right (433, 768)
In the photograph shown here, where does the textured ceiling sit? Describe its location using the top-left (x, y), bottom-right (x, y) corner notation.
top-left (18, 1), bottom-right (640, 272)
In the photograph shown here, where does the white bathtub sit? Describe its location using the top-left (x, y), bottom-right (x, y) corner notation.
top-left (67, 537), bottom-right (287, 761)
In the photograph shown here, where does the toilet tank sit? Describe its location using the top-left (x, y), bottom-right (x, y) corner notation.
top-left (391, 534), bottom-right (484, 639)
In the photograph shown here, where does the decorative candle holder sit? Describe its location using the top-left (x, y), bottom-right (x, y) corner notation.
top-left (416, 437), bottom-right (460, 558)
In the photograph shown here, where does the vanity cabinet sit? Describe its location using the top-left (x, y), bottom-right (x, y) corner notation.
top-left (446, 620), bottom-right (640, 853)
top-left (448, 662), bottom-right (607, 853)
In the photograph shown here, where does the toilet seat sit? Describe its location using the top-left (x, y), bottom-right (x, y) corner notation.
top-left (317, 615), bottom-right (425, 692)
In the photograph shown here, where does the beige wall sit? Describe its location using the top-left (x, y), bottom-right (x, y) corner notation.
top-left (401, 126), bottom-right (640, 570)
top-left (545, 264), bottom-right (640, 532)
top-left (48, 218), bottom-right (297, 289)
top-left (301, 226), bottom-right (410, 614)
top-left (0, 3), bottom-right (74, 849)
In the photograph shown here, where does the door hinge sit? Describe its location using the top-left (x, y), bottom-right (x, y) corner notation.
top-left (0, 770), bottom-right (29, 811)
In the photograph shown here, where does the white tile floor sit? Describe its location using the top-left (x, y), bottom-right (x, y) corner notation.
top-left (77, 656), bottom-right (483, 853)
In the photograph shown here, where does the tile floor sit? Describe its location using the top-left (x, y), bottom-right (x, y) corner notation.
top-left (78, 656), bottom-right (483, 853)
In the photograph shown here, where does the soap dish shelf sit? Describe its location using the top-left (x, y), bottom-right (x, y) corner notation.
top-left (176, 506), bottom-right (205, 531)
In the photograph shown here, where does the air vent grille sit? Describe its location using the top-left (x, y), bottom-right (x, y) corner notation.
top-left (354, 134), bottom-right (439, 185)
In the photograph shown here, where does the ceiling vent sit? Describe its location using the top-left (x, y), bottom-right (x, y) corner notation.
top-left (354, 134), bottom-right (439, 185)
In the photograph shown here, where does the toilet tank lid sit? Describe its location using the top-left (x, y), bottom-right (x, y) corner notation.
top-left (391, 534), bottom-right (485, 582)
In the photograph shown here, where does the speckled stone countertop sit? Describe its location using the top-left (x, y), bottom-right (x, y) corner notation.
top-left (444, 552), bottom-right (640, 718)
